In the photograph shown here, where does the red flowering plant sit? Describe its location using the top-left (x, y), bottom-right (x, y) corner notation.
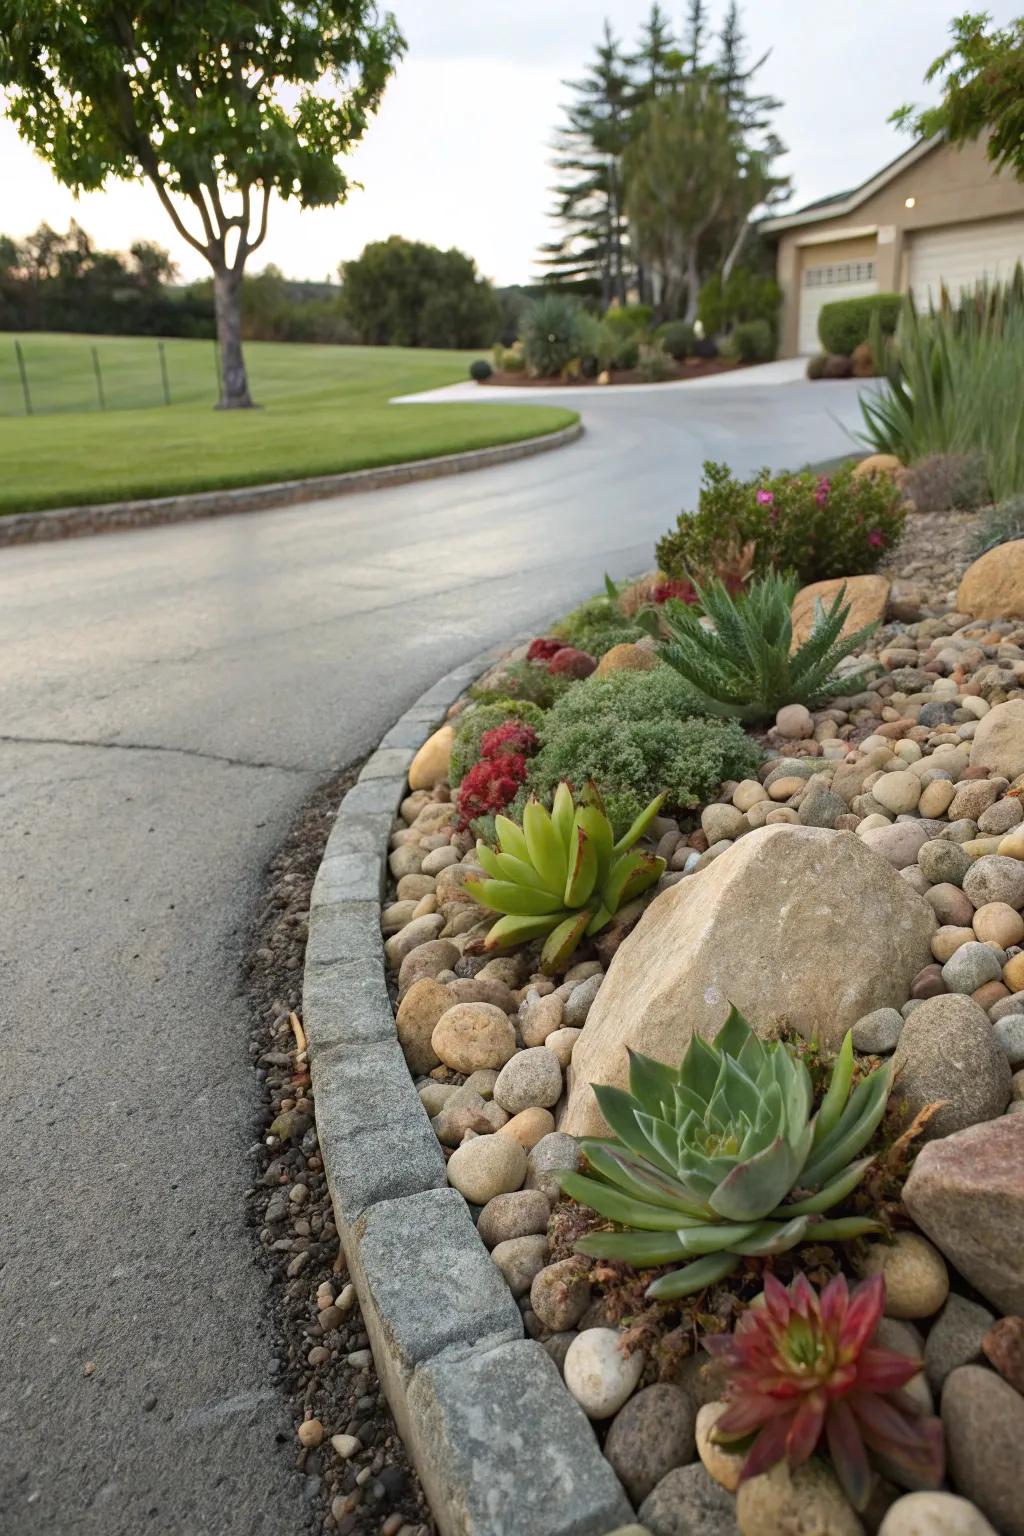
top-left (455, 753), bottom-right (530, 827)
top-left (526, 636), bottom-right (567, 663)
top-left (547, 647), bottom-right (597, 679)
top-left (479, 721), bottom-right (539, 759)
top-left (703, 1270), bottom-right (944, 1511)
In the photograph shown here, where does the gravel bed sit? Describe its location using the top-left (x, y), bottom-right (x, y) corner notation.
top-left (242, 762), bottom-right (433, 1536)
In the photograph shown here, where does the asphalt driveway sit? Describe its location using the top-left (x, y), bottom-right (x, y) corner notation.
top-left (0, 376), bottom-right (869, 1533)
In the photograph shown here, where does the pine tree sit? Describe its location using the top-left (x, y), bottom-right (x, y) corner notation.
top-left (713, 2), bottom-right (790, 281)
top-left (540, 23), bottom-right (634, 303)
top-left (626, 3), bottom-right (683, 100)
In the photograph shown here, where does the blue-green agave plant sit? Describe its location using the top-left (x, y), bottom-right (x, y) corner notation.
top-left (559, 1006), bottom-right (893, 1299)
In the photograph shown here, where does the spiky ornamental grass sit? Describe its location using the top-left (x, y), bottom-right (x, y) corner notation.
top-left (637, 572), bottom-right (878, 724)
top-left (560, 1007), bottom-right (892, 1299)
top-left (703, 1270), bottom-right (944, 1510)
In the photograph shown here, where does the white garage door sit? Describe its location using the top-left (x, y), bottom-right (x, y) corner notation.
top-left (909, 216), bottom-right (1024, 307)
top-left (798, 259), bottom-right (878, 354)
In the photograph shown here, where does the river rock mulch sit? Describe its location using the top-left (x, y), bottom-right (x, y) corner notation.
top-left (243, 763), bottom-right (433, 1536)
top-left (376, 507), bottom-right (1024, 1536)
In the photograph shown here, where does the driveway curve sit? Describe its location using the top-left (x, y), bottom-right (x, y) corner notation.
top-left (0, 377), bottom-right (868, 1534)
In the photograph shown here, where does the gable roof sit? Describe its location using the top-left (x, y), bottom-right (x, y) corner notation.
top-left (761, 137), bottom-right (940, 235)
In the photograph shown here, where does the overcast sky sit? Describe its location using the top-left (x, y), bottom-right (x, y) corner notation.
top-left (3, 1), bottom-right (1020, 286)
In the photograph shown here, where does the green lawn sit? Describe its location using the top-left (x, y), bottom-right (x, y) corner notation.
top-left (0, 333), bottom-right (576, 514)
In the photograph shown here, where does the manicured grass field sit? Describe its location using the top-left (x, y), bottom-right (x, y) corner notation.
top-left (0, 333), bottom-right (576, 514)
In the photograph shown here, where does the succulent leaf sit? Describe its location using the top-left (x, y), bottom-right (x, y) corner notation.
top-left (482, 912), bottom-right (564, 950)
top-left (540, 908), bottom-right (593, 974)
top-left (612, 790), bottom-right (667, 854)
top-left (523, 800), bottom-right (569, 895)
top-left (645, 1252), bottom-right (741, 1299)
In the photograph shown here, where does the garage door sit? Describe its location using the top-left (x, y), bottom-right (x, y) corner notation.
top-left (909, 216), bottom-right (1024, 307)
top-left (798, 259), bottom-right (878, 354)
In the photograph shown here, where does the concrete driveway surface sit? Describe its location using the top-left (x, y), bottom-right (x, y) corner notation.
top-left (0, 376), bottom-right (868, 1534)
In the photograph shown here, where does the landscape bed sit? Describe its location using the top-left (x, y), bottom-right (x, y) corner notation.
top-left (300, 449), bottom-right (1024, 1536)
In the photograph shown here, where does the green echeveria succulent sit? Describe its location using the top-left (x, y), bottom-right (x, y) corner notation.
top-left (560, 1006), bottom-right (893, 1298)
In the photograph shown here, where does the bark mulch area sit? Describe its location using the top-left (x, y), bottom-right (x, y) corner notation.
top-left (243, 763), bottom-right (434, 1536)
top-left (480, 356), bottom-right (744, 388)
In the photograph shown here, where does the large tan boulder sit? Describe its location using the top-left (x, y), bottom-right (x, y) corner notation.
top-left (407, 724), bottom-right (454, 790)
top-left (969, 699), bottom-right (1024, 782)
top-left (790, 573), bottom-right (890, 648)
top-left (957, 539), bottom-right (1024, 619)
top-left (595, 643), bottom-right (658, 677)
top-left (562, 825), bottom-right (935, 1138)
top-left (852, 452), bottom-right (902, 481)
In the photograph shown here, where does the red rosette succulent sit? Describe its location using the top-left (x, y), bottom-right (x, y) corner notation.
top-left (526, 636), bottom-right (566, 663)
top-left (547, 646), bottom-right (597, 678)
top-left (478, 721), bottom-right (539, 760)
top-left (703, 1271), bottom-right (944, 1511)
top-left (455, 752), bottom-right (529, 827)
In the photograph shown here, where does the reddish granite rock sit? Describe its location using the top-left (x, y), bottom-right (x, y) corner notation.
top-left (903, 1115), bottom-right (1024, 1314)
top-left (982, 1315), bottom-right (1024, 1394)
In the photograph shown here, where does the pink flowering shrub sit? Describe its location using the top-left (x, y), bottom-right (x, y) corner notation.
top-left (456, 753), bottom-right (530, 827)
top-left (526, 636), bottom-right (567, 663)
top-left (657, 460), bottom-right (905, 586)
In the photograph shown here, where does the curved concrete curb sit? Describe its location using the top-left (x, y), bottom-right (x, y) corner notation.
top-left (304, 646), bottom-right (634, 1536)
top-left (0, 421), bottom-right (583, 548)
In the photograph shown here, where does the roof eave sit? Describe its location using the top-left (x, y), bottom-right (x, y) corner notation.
top-left (759, 136), bottom-right (942, 236)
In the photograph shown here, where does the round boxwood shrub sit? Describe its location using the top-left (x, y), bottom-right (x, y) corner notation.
top-left (656, 320), bottom-right (695, 360)
top-left (730, 319), bottom-right (775, 363)
top-left (818, 293), bottom-right (901, 356)
top-left (469, 358), bottom-right (493, 382)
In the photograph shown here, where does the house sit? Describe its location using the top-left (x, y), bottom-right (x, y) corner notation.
top-left (761, 136), bottom-right (1024, 356)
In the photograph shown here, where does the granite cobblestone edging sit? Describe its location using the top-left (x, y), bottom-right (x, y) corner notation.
top-left (303, 644), bottom-right (635, 1536)
top-left (0, 422), bottom-right (583, 548)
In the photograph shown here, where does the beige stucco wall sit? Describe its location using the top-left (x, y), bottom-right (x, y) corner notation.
top-left (773, 138), bottom-right (1024, 355)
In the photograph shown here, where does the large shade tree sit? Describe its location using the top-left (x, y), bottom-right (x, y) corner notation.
top-left (0, 1), bottom-right (404, 408)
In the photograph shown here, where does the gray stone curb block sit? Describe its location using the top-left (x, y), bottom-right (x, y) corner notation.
top-left (305, 639), bottom-right (633, 1535)
top-left (310, 850), bottom-right (385, 907)
top-left (0, 421), bottom-right (583, 548)
top-left (407, 1338), bottom-right (635, 1536)
top-left (344, 1187), bottom-right (522, 1430)
top-left (305, 900), bottom-right (382, 969)
top-left (311, 1039), bottom-right (447, 1226)
top-left (302, 959), bottom-right (395, 1053)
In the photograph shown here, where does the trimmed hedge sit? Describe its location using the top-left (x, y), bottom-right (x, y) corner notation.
top-left (818, 293), bottom-right (901, 356)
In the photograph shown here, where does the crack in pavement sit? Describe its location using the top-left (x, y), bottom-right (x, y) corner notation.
top-left (0, 732), bottom-right (323, 775)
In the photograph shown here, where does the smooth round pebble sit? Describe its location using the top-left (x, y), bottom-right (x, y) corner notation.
top-left (544, 1026), bottom-right (581, 1067)
top-left (858, 1231), bottom-right (949, 1318)
top-left (477, 1188), bottom-right (551, 1248)
top-left (775, 703), bottom-right (813, 739)
top-left (874, 770), bottom-right (922, 815)
top-left (919, 779), bottom-right (956, 817)
top-left (736, 1458), bottom-right (863, 1536)
top-left (446, 1134), bottom-right (527, 1203)
top-left (878, 1491), bottom-right (998, 1536)
top-left (932, 926), bottom-right (976, 963)
top-left (497, 1106), bottom-right (555, 1149)
top-left (696, 1401), bottom-right (745, 1492)
top-left (994, 1014), bottom-right (1024, 1066)
top-left (530, 1256), bottom-right (592, 1331)
top-left (493, 1047), bottom-right (562, 1113)
top-left (431, 1002), bottom-right (516, 1073)
top-left (964, 855), bottom-right (1024, 911)
top-left (851, 1007), bottom-right (903, 1053)
top-left (972, 902), bottom-right (1024, 948)
top-left (918, 839), bottom-right (970, 887)
top-left (604, 1383), bottom-right (698, 1505)
top-left (941, 941), bottom-right (1003, 994)
top-left (297, 1418), bottom-right (324, 1447)
top-left (490, 1234), bottom-right (549, 1296)
top-left (563, 1328), bottom-right (645, 1419)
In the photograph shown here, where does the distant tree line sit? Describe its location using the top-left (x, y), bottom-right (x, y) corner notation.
top-left (0, 221), bottom-right (215, 337)
top-left (0, 223), bottom-right (517, 350)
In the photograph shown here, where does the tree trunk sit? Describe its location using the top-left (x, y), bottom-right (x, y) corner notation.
top-left (213, 268), bottom-right (254, 409)
top-left (683, 241), bottom-right (702, 324)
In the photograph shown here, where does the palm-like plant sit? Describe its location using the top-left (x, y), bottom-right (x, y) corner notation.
top-left (637, 572), bottom-right (877, 723)
top-left (560, 1007), bottom-right (892, 1298)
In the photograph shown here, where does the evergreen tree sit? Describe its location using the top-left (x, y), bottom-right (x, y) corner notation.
top-left (713, 2), bottom-right (790, 281)
top-left (627, 4), bottom-right (683, 100)
top-left (540, 23), bottom-right (634, 304)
